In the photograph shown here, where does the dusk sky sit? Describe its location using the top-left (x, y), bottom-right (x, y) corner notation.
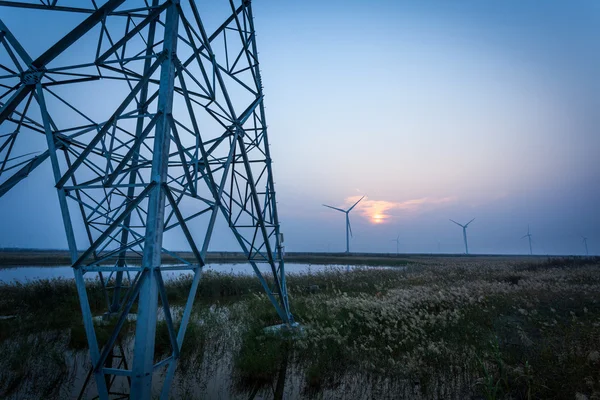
top-left (1, 0), bottom-right (599, 255)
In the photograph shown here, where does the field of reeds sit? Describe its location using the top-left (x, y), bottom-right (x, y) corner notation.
top-left (1, 256), bottom-right (599, 399)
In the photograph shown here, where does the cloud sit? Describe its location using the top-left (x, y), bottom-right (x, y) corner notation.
top-left (344, 196), bottom-right (456, 224)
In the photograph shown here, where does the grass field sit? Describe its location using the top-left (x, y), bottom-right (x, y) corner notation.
top-left (0, 255), bottom-right (599, 398)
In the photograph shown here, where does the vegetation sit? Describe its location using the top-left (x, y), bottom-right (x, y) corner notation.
top-left (0, 257), bottom-right (599, 398)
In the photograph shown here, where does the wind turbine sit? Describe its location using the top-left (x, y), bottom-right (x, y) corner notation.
top-left (521, 225), bottom-right (533, 255)
top-left (582, 236), bottom-right (589, 256)
top-left (449, 218), bottom-right (475, 255)
top-left (391, 234), bottom-right (400, 255)
top-left (323, 196), bottom-right (365, 254)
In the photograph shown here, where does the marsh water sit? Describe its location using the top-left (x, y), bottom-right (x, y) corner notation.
top-left (0, 263), bottom-right (385, 284)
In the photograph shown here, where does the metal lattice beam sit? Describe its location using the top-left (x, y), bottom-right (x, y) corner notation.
top-left (0, 0), bottom-right (292, 397)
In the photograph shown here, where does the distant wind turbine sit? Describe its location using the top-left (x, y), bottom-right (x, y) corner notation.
top-left (582, 236), bottom-right (589, 256)
top-left (450, 218), bottom-right (475, 255)
top-left (391, 235), bottom-right (400, 255)
top-left (521, 225), bottom-right (533, 255)
top-left (323, 196), bottom-right (365, 254)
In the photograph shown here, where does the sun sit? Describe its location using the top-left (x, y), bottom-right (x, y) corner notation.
top-left (372, 214), bottom-right (384, 224)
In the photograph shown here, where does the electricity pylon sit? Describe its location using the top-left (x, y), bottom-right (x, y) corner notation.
top-left (0, 1), bottom-right (292, 398)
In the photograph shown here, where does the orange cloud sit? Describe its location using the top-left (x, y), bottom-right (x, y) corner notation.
top-left (344, 196), bottom-right (455, 224)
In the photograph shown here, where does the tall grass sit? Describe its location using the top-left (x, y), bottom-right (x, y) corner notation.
top-left (1, 261), bottom-right (600, 398)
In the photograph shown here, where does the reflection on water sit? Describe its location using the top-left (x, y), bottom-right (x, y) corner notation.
top-left (0, 263), bottom-right (392, 284)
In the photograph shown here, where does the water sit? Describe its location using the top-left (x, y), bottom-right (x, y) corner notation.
top-left (0, 263), bottom-right (383, 284)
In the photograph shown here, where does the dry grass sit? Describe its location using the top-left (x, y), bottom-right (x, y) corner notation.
top-left (0, 257), bottom-right (599, 398)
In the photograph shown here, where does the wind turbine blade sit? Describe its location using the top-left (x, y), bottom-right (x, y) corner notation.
top-left (465, 218), bottom-right (475, 227)
top-left (449, 219), bottom-right (463, 227)
top-left (348, 195), bottom-right (365, 212)
top-left (348, 218), bottom-right (353, 237)
top-left (322, 204), bottom-right (345, 213)
top-left (521, 235), bottom-right (528, 239)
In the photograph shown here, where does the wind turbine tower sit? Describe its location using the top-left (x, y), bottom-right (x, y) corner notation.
top-left (582, 236), bottom-right (589, 256)
top-left (323, 196), bottom-right (365, 253)
top-left (521, 225), bottom-right (533, 255)
top-left (392, 235), bottom-right (400, 255)
top-left (450, 218), bottom-right (475, 255)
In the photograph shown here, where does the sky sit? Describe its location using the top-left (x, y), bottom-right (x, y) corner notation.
top-left (1, 0), bottom-right (599, 255)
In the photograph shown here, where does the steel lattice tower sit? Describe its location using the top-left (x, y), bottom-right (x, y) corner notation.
top-left (0, 0), bottom-right (292, 397)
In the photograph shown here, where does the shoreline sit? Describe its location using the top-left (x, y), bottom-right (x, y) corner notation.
top-left (0, 249), bottom-right (567, 267)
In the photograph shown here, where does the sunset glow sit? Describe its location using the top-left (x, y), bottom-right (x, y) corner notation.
top-left (0, 0), bottom-right (598, 258)
top-left (344, 196), bottom-right (456, 224)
